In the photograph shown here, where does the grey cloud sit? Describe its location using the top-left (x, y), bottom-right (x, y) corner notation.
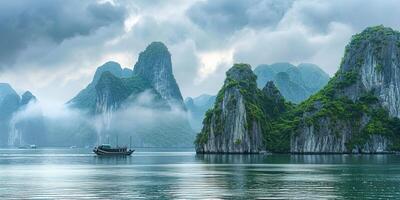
top-left (187, 0), bottom-right (293, 35)
top-left (3, 0), bottom-right (400, 104)
top-left (131, 16), bottom-right (190, 45)
top-left (287, 0), bottom-right (400, 34)
top-left (233, 29), bottom-right (319, 68)
top-left (0, 0), bottom-right (127, 69)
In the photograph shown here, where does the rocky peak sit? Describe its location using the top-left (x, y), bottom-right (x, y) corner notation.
top-left (93, 61), bottom-right (124, 84)
top-left (20, 91), bottom-right (37, 106)
top-left (195, 64), bottom-right (270, 153)
top-left (225, 63), bottom-right (255, 83)
top-left (335, 25), bottom-right (400, 117)
top-left (68, 61), bottom-right (130, 113)
top-left (0, 83), bottom-right (20, 119)
top-left (133, 42), bottom-right (185, 107)
top-left (224, 63), bottom-right (258, 96)
top-left (0, 83), bottom-right (18, 97)
top-left (279, 26), bottom-right (400, 153)
top-left (262, 81), bottom-right (284, 103)
top-left (340, 26), bottom-right (399, 73)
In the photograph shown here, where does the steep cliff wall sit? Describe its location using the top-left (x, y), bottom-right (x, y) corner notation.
top-left (0, 83), bottom-right (20, 146)
top-left (279, 26), bottom-right (400, 153)
top-left (66, 42), bottom-right (195, 147)
top-left (68, 61), bottom-right (130, 114)
top-left (133, 42), bottom-right (185, 108)
top-left (195, 64), bottom-right (287, 153)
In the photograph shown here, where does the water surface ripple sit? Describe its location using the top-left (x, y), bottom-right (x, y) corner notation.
top-left (0, 148), bottom-right (399, 199)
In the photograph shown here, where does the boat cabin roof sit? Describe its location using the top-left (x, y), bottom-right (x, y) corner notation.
top-left (99, 144), bottom-right (112, 149)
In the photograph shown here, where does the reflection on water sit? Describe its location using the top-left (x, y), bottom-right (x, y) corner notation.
top-left (0, 148), bottom-right (400, 199)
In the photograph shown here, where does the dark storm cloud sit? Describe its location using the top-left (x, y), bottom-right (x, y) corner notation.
top-left (0, 0), bottom-right (127, 69)
top-left (187, 0), bottom-right (293, 34)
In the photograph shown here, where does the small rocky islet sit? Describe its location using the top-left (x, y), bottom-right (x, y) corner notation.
top-left (196, 25), bottom-right (400, 154)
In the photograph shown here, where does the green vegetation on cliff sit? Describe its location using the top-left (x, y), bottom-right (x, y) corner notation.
top-left (195, 64), bottom-right (290, 148)
top-left (196, 26), bottom-right (400, 153)
top-left (94, 71), bottom-right (171, 112)
top-left (68, 61), bottom-right (132, 114)
top-left (268, 25), bottom-right (400, 152)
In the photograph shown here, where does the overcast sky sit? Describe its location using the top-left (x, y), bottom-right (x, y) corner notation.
top-left (0, 0), bottom-right (399, 104)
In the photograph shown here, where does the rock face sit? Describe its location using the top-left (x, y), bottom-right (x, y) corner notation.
top-left (10, 91), bottom-right (46, 147)
top-left (298, 63), bottom-right (331, 93)
top-left (262, 81), bottom-right (285, 106)
top-left (69, 42), bottom-right (195, 147)
top-left (0, 83), bottom-right (20, 119)
top-left (187, 63), bottom-right (328, 131)
top-left (133, 42), bottom-right (185, 108)
top-left (95, 71), bottom-right (157, 114)
top-left (274, 72), bottom-right (309, 103)
top-left (193, 26), bottom-right (400, 154)
top-left (195, 64), bottom-right (287, 153)
top-left (0, 83), bottom-right (20, 146)
top-left (94, 73), bottom-right (194, 148)
top-left (254, 62), bottom-right (330, 103)
top-left (20, 91), bottom-right (36, 107)
top-left (281, 26), bottom-right (400, 153)
top-left (68, 61), bottom-right (131, 113)
top-left (0, 84), bottom-right (46, 147)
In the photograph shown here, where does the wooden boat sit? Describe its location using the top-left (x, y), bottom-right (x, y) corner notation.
top-left (93, 144), bottom-right (134, 156)
top-left (19, 145), bottom-right (37, 149)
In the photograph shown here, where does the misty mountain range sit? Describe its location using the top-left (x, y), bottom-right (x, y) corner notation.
top-left (0, 42), bottom-right (329, 147)
top-left (254, 63), bottom-right (330, 103)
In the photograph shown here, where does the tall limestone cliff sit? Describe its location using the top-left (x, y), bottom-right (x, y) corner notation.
top-left (94, 74), bottom-right (194, 148)
top-left (94, 71), bottom-right (159, 114)
top-left (68, 61), bottom-right (133, 113)
top-left (69, 42), bottom-right (194, 147)
top-left (272, 26), bottom-right (400, 153)
top-left (0, 83), bottom-right (20, 119)
top-left (133, 42), bottom-right (185, 108)
top-left (186, 63), bottom-right (329, 131)
top-left (195, 64), bottom-right (287, 153)
top-left (0, 83), bottom-right (20, 146)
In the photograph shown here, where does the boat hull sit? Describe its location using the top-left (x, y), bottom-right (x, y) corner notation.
top-left (93, 149), bottom-right (135, 156)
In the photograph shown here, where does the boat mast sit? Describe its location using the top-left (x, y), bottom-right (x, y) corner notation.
top-left (19, 131), bottom-right (22, 146)
top-left (116, 135), bottom-right (118, 147)
top-left (129, 136), bottom-right (132, 149)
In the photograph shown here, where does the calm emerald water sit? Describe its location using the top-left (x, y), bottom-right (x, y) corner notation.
top-left (0, 148), bottom-right (400, 199)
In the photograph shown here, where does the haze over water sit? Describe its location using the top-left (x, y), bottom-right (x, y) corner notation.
top-left (0, 148), bottom-right (399, 199)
